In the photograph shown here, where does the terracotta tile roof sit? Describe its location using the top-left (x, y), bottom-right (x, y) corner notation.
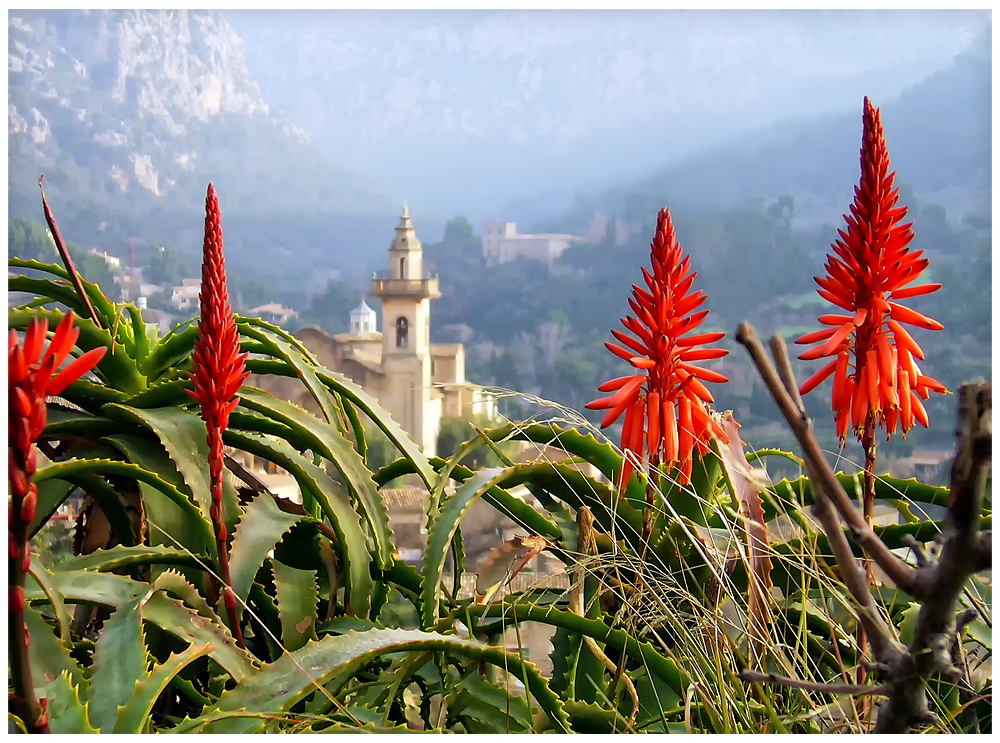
top-left (442, 570), bottom-right (571, 600)
top-left (380, 487), bottom-right (428, 512)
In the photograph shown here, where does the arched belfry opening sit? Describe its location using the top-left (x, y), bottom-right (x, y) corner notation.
top-left (396, 316), bottom-right (409, 347)
top-left (399, 256), bottom-right (406, 278)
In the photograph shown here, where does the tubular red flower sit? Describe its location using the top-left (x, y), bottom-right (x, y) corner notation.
top-left (8, 311), bottom-right (105, 723)
top-left (188, 183), bottom-right (250, 440)
top-left (588, 208), bottom-right (729, 488)
top-left (187, 183), bottom-right (249, 648)
top-left (795, 97), bottom-right (947, 441)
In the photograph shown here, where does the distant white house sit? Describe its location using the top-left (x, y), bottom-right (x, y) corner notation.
top-left (482, 220), bottom-right (584, 266)
top-left (170, 278), bottom-right (201, 311)
top-left (87, 248), bottom-right (122, 271)
top-left (248, 303), bottom-right (299, 325)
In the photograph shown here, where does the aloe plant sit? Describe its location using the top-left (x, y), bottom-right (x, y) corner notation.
top-left (8, 179), bottom-right (990, 734)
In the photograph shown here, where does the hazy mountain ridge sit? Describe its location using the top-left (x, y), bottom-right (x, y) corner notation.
top-left (532, 34), bottom-right (991, 237)
top-left (225, 10), bottom-right (989, 218)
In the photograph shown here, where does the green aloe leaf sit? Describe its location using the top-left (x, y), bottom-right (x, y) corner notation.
top-left (123, 379), bottom-right (193, 409)
top-left (87, 596), bottom-right (150, 732)
top-left (238, 387), bottom-right (393, 569)
top-left (447, 671), bottom-right (534, 732)
top-left (563, 699), bottom-right (635, 734)
top-left (245, 358), bottom-right (437, 490)
top-left (37, 671), bottom-right (97, 735)
top-left (112, 644), bottom-right (215, 734)
top-left (8, 259), bottom-right (122, 335)
top-left (53, 377), bottom-right (130, 411)
top-left (102, 405), bottom-right (240, 534)
top-left (23, 569), bottom-right (256, 682)
top-left (124, 304), bottom-right (152, 370)
top-left (422, 466), bottom-right (503, 629)
top-left (43, 405), bottom-right (125, 439)
top-left (200, 628), bottom-right (572, 734)
top-left (223, 429), bottom-right (374, 619)
top-left (422, 463), bottom-right (586, 629)
top-left (228, 493), bottom-right (303, 609)
top-left (102, 435), bottom-right (213, 559)
top-left (272, 559), bottom-right (319, 652)
top-left (23, 604), bottom-right (84, 690)
top-left (27, 478), bottom-right (76, 539)
top-left (238, 323), bottom-right (341, 426)
top-left (24, 568), bottom-right (143, 608)
top-left (467, 601), bottom-right (685, 696)
top-left (26, 561), bottom-right (73, 649)
top-left (55, 545), bottom-right (202, 574)
top-left (141, 592), bottom-right (257, 682)
top-left (483, 422), bottom-right (648, 503)
top-left (474, 423), bottom-right (649, 544)
top-left (143, 323), bottom-right (198, 381)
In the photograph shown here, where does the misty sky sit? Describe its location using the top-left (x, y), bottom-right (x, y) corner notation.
top-left (226, 9), bottom-right (990, 221)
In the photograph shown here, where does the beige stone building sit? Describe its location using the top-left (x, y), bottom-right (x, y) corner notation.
top-left (482, 220), bottom-right (584, 266)
top-left (254, 207), bottom-right (496, 457)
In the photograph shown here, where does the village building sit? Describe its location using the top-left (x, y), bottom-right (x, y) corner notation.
top-left (482, 219), bottom-right (584, 266)
top-left (87, 248), bottom-right (122, 270)
top-left (247, 302), bottom-right (299, 325)
top-left (254, 207), bottom-right (497, 458)
top-left (169, 278), bottom-right (201, 311)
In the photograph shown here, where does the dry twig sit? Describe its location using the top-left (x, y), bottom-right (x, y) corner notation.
top-left (735, 322), bottom-right (992, 733)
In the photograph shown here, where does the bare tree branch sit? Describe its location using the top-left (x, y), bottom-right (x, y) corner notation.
top-left (735, 323), bottom-right (918, 595)
top-left (735, 322), bottom-right (992, 733)
top-left (740, 670), bottom-right (892, 697)
top-left (875, 382), bottom-right (992, 733)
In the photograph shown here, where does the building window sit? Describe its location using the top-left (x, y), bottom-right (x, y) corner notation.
top-left (396, 316), bottom-right (409, 347)
top-left (399, 256), bottom-right (406, 277)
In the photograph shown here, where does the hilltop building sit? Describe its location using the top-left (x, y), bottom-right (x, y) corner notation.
top-left (482, 220), bottom-right (584, 266)
top-left (255, 207), bottom-right (497, 457)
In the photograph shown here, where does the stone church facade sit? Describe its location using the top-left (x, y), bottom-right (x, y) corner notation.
top-left (253, 207), bottom-right (496, 457)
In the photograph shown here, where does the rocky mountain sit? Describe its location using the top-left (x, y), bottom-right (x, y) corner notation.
top-left (8, 10), bottom-right (397, 284)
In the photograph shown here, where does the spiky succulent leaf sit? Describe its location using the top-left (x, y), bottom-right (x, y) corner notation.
top-left (101, 404), bottom-right (240, 533)
top-left (199, 628), bottom-right (571, 734)
top-left (37, 672), bottom-right (97, 735)
top-left (102, 435), bottom-right (213, 558)
top-left (55, 545), bottom-right (201, 574)
top-left (22, 604), bottom-right (84, 690)
top-left (87, 596), bottom-right (150, 731)
top-left (272, 559), bottom-right (319, 652)
top-left (26, 561), bottom-right (74, 649)
top-left (112, 644), bottom-right (215, 734)
top-left (223, 429), bottom-right (374, 618)
top-left (228, 493), bottom-right (302, 610)
top-left (245, 358), bottom-right (438, 490)
top-left (238, 387), bottom-right (393, 569)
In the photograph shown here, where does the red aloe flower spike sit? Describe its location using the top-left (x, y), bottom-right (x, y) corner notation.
top-left (795, 97), bottom-right (948, 444)
top-left (587, 208), bottom-right (729, 494)
top-left (9, 312), bottom-right (105, 734)
top-left (187, 183), bottom-right (250, 649)
top-left (793, 97), bottom-right (949, 703)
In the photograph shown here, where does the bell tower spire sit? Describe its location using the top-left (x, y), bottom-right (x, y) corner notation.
top-left (370, 206), bottom-right (442, 456)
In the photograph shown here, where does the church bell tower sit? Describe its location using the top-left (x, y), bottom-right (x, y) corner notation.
top-left (370, 207), bottom-right (442, 456)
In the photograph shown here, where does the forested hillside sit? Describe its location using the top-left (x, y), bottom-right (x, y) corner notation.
top-left (425, 190), bottom-right (990, 474)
